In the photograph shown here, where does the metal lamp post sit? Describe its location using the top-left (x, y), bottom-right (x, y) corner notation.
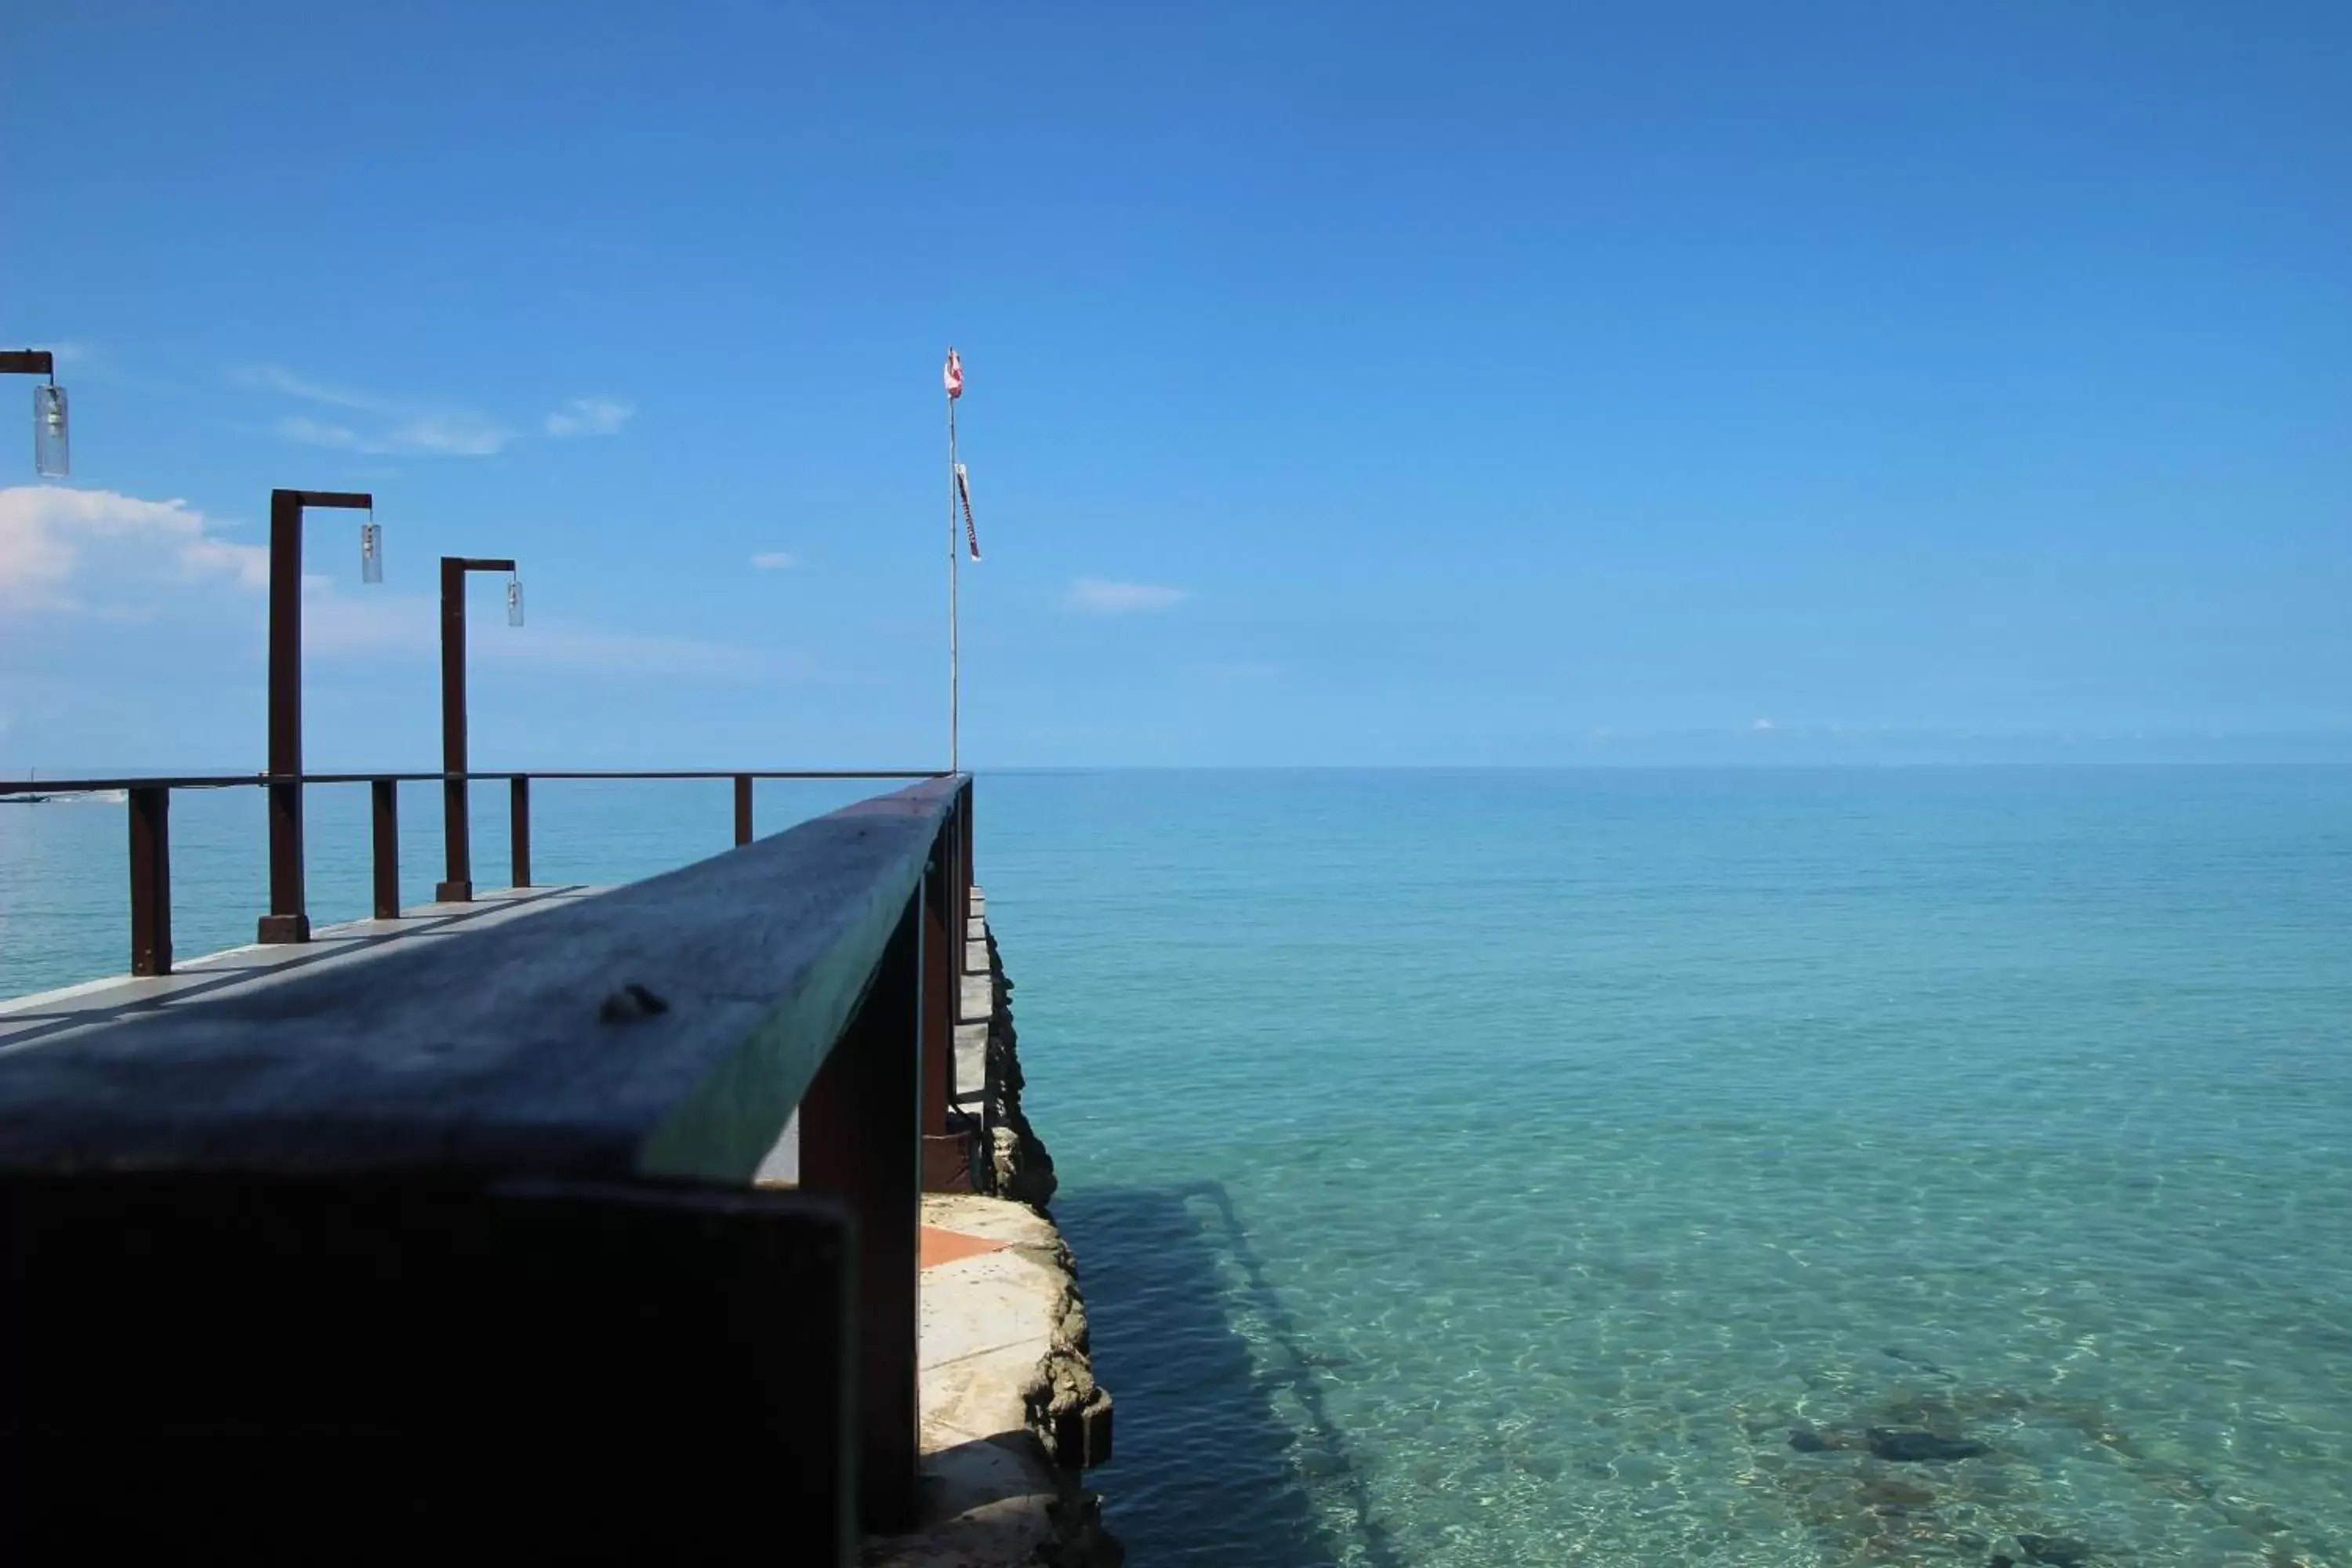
top-left (435, 557), bottom-right (524, 903)
top-left (257, 489), bottom-right (379, 944)
top-left (1, 350), bottom-right (68, 476)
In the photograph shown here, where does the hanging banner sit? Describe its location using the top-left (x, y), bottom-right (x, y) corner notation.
top-left (955, 462), bottom-right (981, 561)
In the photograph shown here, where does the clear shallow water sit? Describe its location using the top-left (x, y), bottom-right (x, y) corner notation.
top-left (979, 771), bottom-right (2352, 1567)
top-left (5, 768), bottom-right (2350, 1565)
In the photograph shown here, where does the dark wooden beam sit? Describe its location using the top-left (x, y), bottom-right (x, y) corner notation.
top-left (260, 488), bottom-right (374, 944)
top-left (510, 775), bottom-right (532, 887)
top-left (126, 786), bottom-right (171, 978)
top-left (0, 1174), bottom-right (856, 1562)
top-left (371, 779), bottom-right (400, 920)
top-left (0, 776), bottom-right (967, 1183)
top-left (797, 892), bottom-right (924, 1530)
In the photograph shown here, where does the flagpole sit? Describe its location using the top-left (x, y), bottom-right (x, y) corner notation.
top-left (949, 384), bottom-right (960, 775)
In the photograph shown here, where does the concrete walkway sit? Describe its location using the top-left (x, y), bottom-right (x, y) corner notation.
top-left (0, 886), bottom-right (599, 1053)
top-left (873, 1192), bottom-right (1120, 1566)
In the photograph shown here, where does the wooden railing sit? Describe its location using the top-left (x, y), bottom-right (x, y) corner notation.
top-left (0, 773), bottom-right (977, 1562)
top-left (0, 768), bottom-right (944, 978)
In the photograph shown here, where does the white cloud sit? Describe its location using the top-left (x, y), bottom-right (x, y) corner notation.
top-left (543, 397), bottom-right (634, 438)
top-left (0, 485), bottom-right (784, 691)
top-left (238, 365), bottom-right (516, 456)
top-left (275, 415), bottom-right (365, 450)
top-left (298, 587), bottom-right (773, 678)
top-left (276, 412), bottom-right (512, 458)
top-left (232, 365), bottom-right (383, 411)
top-left (1065, 577), bottom-right (1189, 615)
top-left (483, 626), bottom-right (775, 679)
top-left (0, 486), bottom-right (267, 611)
top-left (300, 590), bottom-right (436, 657)
top-left (750, 551), bottom-right (798, 571)
top-left (379, 414), bottom-right (513, 456)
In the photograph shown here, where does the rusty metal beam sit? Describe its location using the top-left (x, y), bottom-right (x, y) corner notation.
top-left (920, 829), bottom-right (969, 1192)
top-left (510, 777), bottom-right (532, 888)
top-left (437, 557), bottom-right (473, 902)
top-left (260, 488), bottom-right (372, 944)
top-left (438, 557), bottom-right (522, 902)
top-left (371, 779), bottom-right (400, 920)
top-left (0, 771), bottom-right (946, 796)
top-left (797, 892), bottom-right (923, 1532)
top-left (127, 787), bottom-right (171, 978)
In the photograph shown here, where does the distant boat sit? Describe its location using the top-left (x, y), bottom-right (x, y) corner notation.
top-left (1, 767), bottom-right (54, 805)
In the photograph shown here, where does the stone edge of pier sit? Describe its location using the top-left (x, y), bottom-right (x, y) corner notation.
top-left (864, 890), bottom-right (1121, 1567)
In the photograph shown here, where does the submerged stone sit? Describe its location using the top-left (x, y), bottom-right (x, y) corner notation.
top-left (1866, 1427), bottom-right (1988, 1462)
top-left (1789, 1427), bottom-right (1849, 1453)
top-left (1858, 1478), bottom-right (1936, 1509)
top-left (2016, 1534), bottom-right (2092, 1566)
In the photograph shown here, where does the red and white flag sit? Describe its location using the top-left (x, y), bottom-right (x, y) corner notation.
top-left (955, 463), bottom-right (981, 561)
top-left (943, 347), bottom-right (964, 400)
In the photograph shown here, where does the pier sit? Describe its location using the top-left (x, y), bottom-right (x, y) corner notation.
top-left (0, 771), bottom-right (1114, 1563)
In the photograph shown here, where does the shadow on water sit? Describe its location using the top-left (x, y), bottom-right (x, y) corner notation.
top-left (1054, 1180), bottom-right (1403, 1568)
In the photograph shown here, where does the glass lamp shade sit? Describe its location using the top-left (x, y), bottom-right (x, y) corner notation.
top-left (33, 384), bottom-right (67, 478)
top-left (360, 520), bottom-right (384, 584)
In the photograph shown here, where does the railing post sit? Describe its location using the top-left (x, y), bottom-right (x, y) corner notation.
top-left (370, 779), bottom-right (400, 920)
top-left (437, 557), bottom-right (473, 903)
top-left (127, 786), bottom-right (172, 978)
top-left (958, 776), bottom-right (974, 959)
top-left (434, 557), bottom-right (521, 902)
top-left (260, 492), bottom-right (308, 943)
top-left (920, 830), bottom-right (967, 1193)
top-left (797, 891), bottom-right (922, 1533)
top-left (734, 774), bottom-right (753, 846)
top-left (510, 777), bottom-right (531, 889)
top-left (258, 488), bottom-right (373, 944)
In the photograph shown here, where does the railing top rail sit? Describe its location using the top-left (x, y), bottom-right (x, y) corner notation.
top-left (0, 768), bottom-right (949, 795)
top-left (0, 774), bottom-right (972, 1185)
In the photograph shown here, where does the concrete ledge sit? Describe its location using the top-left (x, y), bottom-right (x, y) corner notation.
top-left (866, 1194), bottom-right (1120, 1566)
top-left (959, 970), bottom-right (993, 1025)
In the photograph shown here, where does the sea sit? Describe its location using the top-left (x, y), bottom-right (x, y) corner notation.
top-left (4, 768), bottom-right (2349, 1566)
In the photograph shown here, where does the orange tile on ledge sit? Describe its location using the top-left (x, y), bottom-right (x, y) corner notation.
top-left (920, 1225), bottom-right (1012, 1270)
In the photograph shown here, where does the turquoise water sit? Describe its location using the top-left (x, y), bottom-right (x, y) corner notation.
top-left (6, 768), bottom-right (2350, 1564)
top-left (982, 771), bottom-right (2352, 1566)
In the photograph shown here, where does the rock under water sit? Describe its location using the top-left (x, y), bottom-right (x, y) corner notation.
top-left (1857, 1478), bottom-right (1936, 1510)
top-left (1866, 1427), bottom-right (1990, 1462)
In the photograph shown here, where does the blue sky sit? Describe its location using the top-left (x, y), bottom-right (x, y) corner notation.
top-left (4, 1), bottom-right (2349, 770)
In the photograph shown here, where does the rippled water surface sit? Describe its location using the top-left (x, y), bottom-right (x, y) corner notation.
top-left (982, 770), bottom-right (2352, 1566)
top-left (5, 768), bottom-right (2349, 1565)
